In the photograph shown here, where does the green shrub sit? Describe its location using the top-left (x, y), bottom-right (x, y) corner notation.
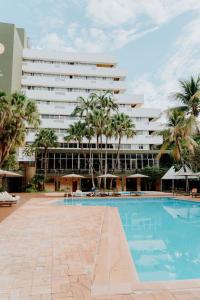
top-left (0, 186), bottom-right (5, 192)
top-left (25, 186), bottom-right (37, 193)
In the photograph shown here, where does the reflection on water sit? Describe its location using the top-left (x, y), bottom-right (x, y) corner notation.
top-left (58, 197), bottom-right (200, 281)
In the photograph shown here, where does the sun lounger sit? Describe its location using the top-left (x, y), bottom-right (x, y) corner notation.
top-left (0, 192), bottom-right (18, 206)
top-left (0, 200), bottom-right (16, 206)
top-left (86, 192), bottom-right (96, 197)
top-left (0, 191), bottom-right (20, 201)
top-left (130, 192), bottom-right (141, 196)
top-left (111, 192), bottom-right (121, 197)
top-left (191, 188), bottom-right (198, 198)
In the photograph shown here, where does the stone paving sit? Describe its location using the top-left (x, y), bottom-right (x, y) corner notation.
top-left (0, 195), bottom-right (200, 299)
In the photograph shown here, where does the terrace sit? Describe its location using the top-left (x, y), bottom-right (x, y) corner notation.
top-left (0, 193), bottom-right (200, 299)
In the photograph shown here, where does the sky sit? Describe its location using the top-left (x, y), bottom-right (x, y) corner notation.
top-left (1, 0), bottom-right (200, 109)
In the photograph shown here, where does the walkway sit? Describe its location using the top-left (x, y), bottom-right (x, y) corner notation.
top-left (0, 195), bottom-right (200, 299)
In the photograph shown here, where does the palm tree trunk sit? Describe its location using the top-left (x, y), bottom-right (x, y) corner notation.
top-left (177, 139), bottom-right (185, 167)
top-left (44, 147), bottom-right (48, 181)
top-left (100, 133), bottom-right (103, 174)
top-left (113, 135), bottom-right (122, 173)
top-left (89, 138), bottom-right (95, 189)
top-left (104, 136), bottom-right (108, 189)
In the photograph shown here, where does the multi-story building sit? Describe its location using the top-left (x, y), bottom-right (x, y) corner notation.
top-left (0, 22), bottom-right (163, 190)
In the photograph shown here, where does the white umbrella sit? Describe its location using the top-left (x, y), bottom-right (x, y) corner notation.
top-left (98, 173), bottom-right (118, 178)
top-left (161, 166), bottom-right (183, 192)
top-left (175, 165), bottom-right (197, 193)
top-left (127, 173), bottom-right (149, 191)
top-left (62, 174), bottom-right (85, 193)
top-left (0, 169), bottom-right (22, 177)
top-left (62, 173), bottom-right (85, 178)
top-left (127, 173), bottom-right (149, 178)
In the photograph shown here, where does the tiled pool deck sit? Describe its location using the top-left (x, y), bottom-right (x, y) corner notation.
top-left (0, 194), bottom-right (200, 299)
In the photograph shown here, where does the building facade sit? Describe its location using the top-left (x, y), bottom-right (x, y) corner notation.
top-left (0, 22), bottom-right (163, 187)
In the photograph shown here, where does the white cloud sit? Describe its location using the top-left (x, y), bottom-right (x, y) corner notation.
top-left (131, 15), bottom-right (200, 110)
top-left (86, 0), bottom-right (200, 27)
top-left (37, 21), bottom-right (158, 53)
top-left (38, 33), bottom-right (76, 52)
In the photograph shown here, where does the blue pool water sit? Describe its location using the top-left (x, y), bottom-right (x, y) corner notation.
top-left (56, 197), bottom-right (200, 282)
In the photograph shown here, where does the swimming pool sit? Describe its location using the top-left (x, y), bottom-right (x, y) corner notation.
top-left (56, 197), bottom-right (200, 282)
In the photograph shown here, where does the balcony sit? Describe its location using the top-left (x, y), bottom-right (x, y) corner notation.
top-left (22, 89), bottom-right (143, 106)
top-left (22, 62), bottom-right (127, 78)
top-left (21, 76), bottom-right (126, 92)
top-left (23, 48), bottom-right (117, 65)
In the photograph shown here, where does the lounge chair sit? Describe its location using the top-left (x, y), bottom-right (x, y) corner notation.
top-left (191, 188), bottom-right (198, 198)
top-left (73, 190), bottom-right (83, 197)
top-left (0, 192), bottom-right (18, 206)
top-left (111, 192), bottom-right (121, 197)
top-left (86, 192), bottom-right (96, 197)
top-left (130, 192), bottom-right (141, 196)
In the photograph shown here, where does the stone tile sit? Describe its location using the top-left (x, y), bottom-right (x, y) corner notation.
top-left (173, 292), bottom-right (197, 300)
top-left (0, 195), bottom-right (200, 300)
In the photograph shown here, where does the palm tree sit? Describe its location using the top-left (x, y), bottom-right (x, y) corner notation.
top-left (64, 121), bottom-right (86, 148)
top-left (84, 125), bottom-right (95, 188)
top-left (158, 109), bottom-right (197, 166)
top-left (32, 128), bottom-right (58, 180)
top-left (112, 113), bottom-right (136, 173)
top-left (174, 76), bottom-right (200, 117)
top-left (103, 119), bottom-right (114, 189)
top-left (0, 91), bottom-right (10, 134)
top-left (71, 94), bottom-right (96, 118)
top-left (0, 92), bottom-right (40, 167)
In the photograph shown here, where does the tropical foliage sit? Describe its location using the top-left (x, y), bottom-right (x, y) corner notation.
top-left (31, 128), bottom-right (58, 180)
top-left (67, 91), bottom-right (135, 188)
top-left (159, 75), bottom-right (200, 167)
top-left (0, 91), bottom-right (40, 168)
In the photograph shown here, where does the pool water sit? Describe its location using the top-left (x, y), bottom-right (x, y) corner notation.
top-left (56, 197), bottom-right (200, 282)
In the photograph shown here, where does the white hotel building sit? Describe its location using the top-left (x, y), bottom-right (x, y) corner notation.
top-left (0, 23), bottom-right (163, 185)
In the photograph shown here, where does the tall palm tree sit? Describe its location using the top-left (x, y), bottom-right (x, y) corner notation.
top-left (0, 91), bottom-right (10, 134)
top-left (32, 128), bottom-right (58, 180)
top-left (87, 109), bottom-right (107, 173)
top-left (158, 109), bottom-right (197, 166)
top-left (71, 94), bottom-right (96, 118)
top-left (64, 121), bottom-right (86, 148)
top-left (103, 119), bottom-right (114, 189)
top-left (174, 76), bottom-right (200, 117)
top-left (0, 92), bottom-right (40, 167)
top-left (112, 113), bottom-right (136, 173)
top-left (84, 125), bottom-right (95, 188)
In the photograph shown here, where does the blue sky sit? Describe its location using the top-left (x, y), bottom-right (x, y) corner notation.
top-left (1, 0), bottom-right (200, 108)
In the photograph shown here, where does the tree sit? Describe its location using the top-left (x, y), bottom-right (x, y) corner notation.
top-left (158, 109), bottom-right (197, 166)
top-left (64, 121), bottom-right (86, 148)
top-left (32, 128), bottom-right (58, 180)
top-left (0, 92), bottom-right (40, 167)
top-left (112, 113), bottom-right (136, 173)
top-left (174, 76), bottom-right (200, 117)
top-left (84, 125), bottom-right (95, 188)
top-left (71, 94), bottom-right (96, 118)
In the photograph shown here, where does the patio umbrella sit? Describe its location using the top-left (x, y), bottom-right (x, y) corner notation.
top-left (0, 169), bottom-right (22, 190)
top-left (127, 173), bottom-right (149, 191)
top-left (62, 173), bottom-right (85, 193)
top-left (161, 166), bottom-right (183, 192)
top-left (98, 174), bottom-right (118, 191)
top-left (98, 173), bottom-right (118, 178)
top-left (175, 165), bottom-right (197, 193)
top-left (0, 169), bottom-right (22, 177)
top-left (62, 173), bottom-right (85, 178)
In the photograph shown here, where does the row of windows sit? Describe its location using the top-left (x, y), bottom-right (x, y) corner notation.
top-left (37, 152), bottom-right (155, 159)
top-left (22, 86), bottom-right (120, 94)
top-left (31, 115), bottom-right (151, 133)
top-left (36, 152), bottom-right (156, 171)
top-left (23, 59), bottom-right (114, 68)
top-left (23, 72), bottom-right (119, 82)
